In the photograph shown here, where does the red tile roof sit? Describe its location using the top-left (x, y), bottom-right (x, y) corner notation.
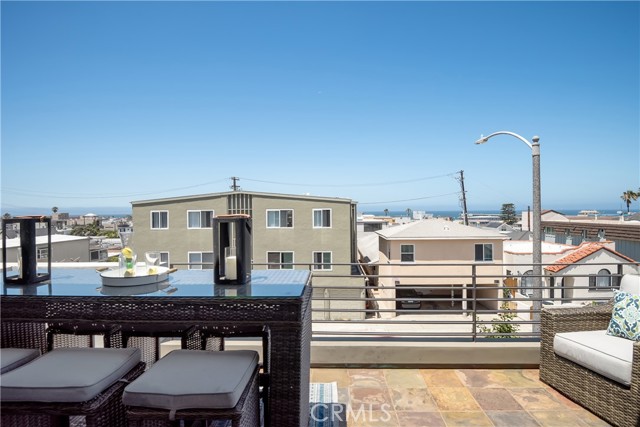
top-left (545, 242), bottom-right (637, 273)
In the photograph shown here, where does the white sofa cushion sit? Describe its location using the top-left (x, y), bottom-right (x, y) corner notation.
top-left (554, 330), bottom-right (633, 386)
top-left (620, 273), bottom-right (640, 295)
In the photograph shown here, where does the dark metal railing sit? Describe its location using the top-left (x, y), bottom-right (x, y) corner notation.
top-left (264, 260), bottom-right (635, 341)
top-left (177, 260), bottom-right (637, 342)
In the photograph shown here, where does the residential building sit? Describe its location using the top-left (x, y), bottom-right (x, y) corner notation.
top-left (544, 241), bottom-right (639, 303)
top-left (131, 190), bottom-right (364, 320)
top-left (356, 214), bottom-right (392, 233)
top-left (0, 234), bottom-right (91, 263)
top-left (519, 209), bottom-right (566, 232)
top-left (480, 221), bottom-right (516, 233)
top-left (502, 240), bottom-right (639, 317)
top-left (51, 212), bottom-right (72, 231)
top-left (375, 219), bottom-right (508, 316)
top-left (535, 211), bottom-right (640, 260)
top-left (503, 240), bottom-right (577, 298)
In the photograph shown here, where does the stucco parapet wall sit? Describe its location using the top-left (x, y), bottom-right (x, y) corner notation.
top-left (309, 340), bottom-right (540, 367)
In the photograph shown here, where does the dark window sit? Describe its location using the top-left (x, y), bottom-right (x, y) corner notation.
top-left (267, 210), bottom-right (293, 228)
top-left (313, 209), bottom-right (331, 228)
top-left (400, 244), bottom-right (414, 262)
top-left (474, 244), bottom-right (493, 262)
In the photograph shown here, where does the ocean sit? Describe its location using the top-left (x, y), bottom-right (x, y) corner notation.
top-left (359, 209), bottom-right (627, 218)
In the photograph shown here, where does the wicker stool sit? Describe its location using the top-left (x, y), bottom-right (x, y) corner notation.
top-left (199, 325), bottom-right (271, 426)
top-left (46, 321), bottom-right (122, 351)
top-left (0, 348), bottom-right (40, 374)
top-left (120, 324), bottom-right (200, 367)
top-left (2, 321), bottom-right (47, 354)
top-left (1, 347), bottom-right (144, 427)
top-left (46, 322), bottom-right (199, 368)
top-left (123, 349), bottom-right (260, 427)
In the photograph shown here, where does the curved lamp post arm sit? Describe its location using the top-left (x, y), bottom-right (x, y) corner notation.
top-left (475, 131), bottom-right (534, 150)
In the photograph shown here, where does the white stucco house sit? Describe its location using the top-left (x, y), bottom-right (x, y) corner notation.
top-left (544, 241), bottom-right (639, 304)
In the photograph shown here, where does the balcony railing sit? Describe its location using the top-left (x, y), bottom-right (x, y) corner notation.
top-left (249, 260), bottom-right (636, 342)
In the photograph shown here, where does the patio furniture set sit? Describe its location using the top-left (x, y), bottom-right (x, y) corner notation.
top-left (1, 268), bottom-right (312, 427)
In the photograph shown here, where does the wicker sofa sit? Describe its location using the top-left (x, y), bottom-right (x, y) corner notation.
top-left (540, 274), bottom-right (640, 427)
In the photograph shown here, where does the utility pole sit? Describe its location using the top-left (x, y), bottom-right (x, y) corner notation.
top-left (457, 170), bottom-right (469, 226)
top-left (230, 177), bottom-right (241, 191)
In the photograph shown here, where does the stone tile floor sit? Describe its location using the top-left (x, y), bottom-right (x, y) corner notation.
top-left (310, 368), bottom-right (612, 427)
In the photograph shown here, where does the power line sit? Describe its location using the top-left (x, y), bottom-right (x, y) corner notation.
top-left (239, 172), bottom-right (458, 188)
top-left (2, 173), bottom-right (463, 205)
top-left (358, 191), bottom-right (461, 205)
top-left (1, 178), bottom-right (230, 200)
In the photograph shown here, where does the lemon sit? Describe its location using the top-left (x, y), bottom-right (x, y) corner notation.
top-left (121, 247), bottom-right (134, 258)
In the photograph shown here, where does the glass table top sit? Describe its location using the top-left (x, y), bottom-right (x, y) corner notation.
top-left (1, 268), bottom-right (310, 298)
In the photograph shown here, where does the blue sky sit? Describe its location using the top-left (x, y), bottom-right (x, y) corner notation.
top-left (2, 1), bottom-right (639, 215)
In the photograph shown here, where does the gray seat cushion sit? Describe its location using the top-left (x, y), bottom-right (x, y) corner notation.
top-left (0, 348), bottom-right (41, 374)
top-left (122, 349), bottom-right (258, 413)
top-left (1, 347), bottom-right (141, 403)
top-left (554, 330), bottom-right (633, 386)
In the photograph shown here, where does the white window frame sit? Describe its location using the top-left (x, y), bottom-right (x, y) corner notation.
top-left (150, 211), bottom-right (169, 230)
top-left (592, 268), bottom-right (612, 289)
top-left (474, 243), bottom-right (493, 262)
top-left (312, 251), bottom-right (332, 271)
top-left (400, 244), bottom-right (415, 263)
top-left (187, 210), bottom-right (214, 229)
top-left (188, 251), bottom-right (214, 270)
top-left (36, 247), bottom-right (49, 260)
top-left (521, 270), bottom-right (534, 297)
top-left (159, 252), bottom-right (170, 268)
top-left (266, 209), bottom-right (294, 228)
top-left (312, 208), bottom-right (332, 228)
top-left (266, 251), bottom-right (294, 270)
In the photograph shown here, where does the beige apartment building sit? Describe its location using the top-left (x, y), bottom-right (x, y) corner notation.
top-left (131, 190), bottom-right (357, 272)
top-left (131, 191), bottom-right (365, 320)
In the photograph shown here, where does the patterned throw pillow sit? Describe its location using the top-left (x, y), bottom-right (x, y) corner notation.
top-left (606, 290), bottom-right (640, 341)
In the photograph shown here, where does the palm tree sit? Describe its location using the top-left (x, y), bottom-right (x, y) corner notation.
top-left (620, 190), bottom-right (639, 213)
top-left (3, 213), bottom-right (11, 220)
top-left (52, 206), bottom-right (58, 214)
top-left (383, 209), bottom-right (389, 217)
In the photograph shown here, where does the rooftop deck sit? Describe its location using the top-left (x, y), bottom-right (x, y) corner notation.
top-left (4, 263), bottom-right (632, 426)
top-left (311, 368), bottom-right (611, 427)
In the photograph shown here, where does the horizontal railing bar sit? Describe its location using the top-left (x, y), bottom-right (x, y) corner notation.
top-left (176, 260), bottom-right (631, 343)
top-left (311, 331), bottom-right (539, 338)
top-left (252, 261), bottom-right (638, 267)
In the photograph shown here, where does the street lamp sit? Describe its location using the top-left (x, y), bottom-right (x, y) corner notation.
top-left (475, 131), bottom-right (542, 333)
